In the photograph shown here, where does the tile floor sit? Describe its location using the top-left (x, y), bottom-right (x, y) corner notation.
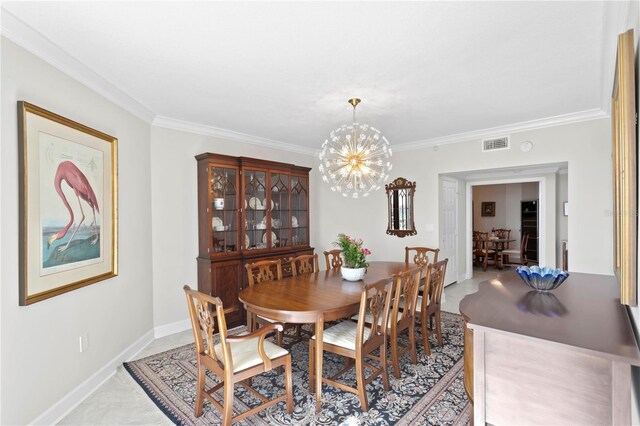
top-left (59, 267), bottom-right (501, 425)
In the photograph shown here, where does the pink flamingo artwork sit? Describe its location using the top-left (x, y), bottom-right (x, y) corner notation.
top-left (47, 160), bottom-right (100, 252)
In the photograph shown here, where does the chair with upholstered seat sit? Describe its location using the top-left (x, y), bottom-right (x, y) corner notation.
top-left (309, 277), bottom-right (394, 411)
top-left (491, 228), bottom-right (512, 248)
top-left (323, 249), bottom-right (343, 270)
top-left (291, 253), bottom-right (320, 276)
top-left (501, 233), bottom-right (529, 266)
top-left (473, 232), bottom-right (495, 271)
top-left (413, 259), bottom-right (448, 356)
top-left (387, 266), bottom-right (423, 378)
top-left (352, 266), bottom-right (423, 378)
top-left (183, 285), bottom-right (293, 425)
top-left (245, 260), bottom-right (292, 346)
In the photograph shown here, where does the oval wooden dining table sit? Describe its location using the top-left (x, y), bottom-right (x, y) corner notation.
top-left (238, 261), bottom-right (415, 411)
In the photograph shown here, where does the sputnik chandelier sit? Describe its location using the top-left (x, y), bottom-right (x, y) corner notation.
top-left (318, 98), bottom-right (393, 198)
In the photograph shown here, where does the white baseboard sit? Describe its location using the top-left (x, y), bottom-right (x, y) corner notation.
top-left (154, 318), bottom-right (191, 339)
top-left (30, 329), bottom-right (154, 425)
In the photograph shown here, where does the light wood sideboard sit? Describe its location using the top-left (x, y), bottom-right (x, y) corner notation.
top-left (460, 271), bottom-right (640, 425)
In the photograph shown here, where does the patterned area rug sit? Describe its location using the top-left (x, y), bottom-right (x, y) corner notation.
top-left (124, 312), bottom-right (469, 425)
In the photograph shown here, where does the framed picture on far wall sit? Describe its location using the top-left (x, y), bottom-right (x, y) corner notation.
top-left (481, 201), bottom-right (495, 217)
top-left (18, 101), bottom-right (118, 305)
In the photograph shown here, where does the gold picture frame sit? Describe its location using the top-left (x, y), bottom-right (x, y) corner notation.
top-left (18, 102), bottom-right (118, 305)
top-left (611, 29), bottom-right (637, 306)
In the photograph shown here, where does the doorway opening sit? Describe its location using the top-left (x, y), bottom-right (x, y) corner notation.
top-left (439, 162), bottom-right (568, 283)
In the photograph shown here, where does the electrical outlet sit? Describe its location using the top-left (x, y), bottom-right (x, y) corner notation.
top-left (79, 333), bottom-right (89, 352)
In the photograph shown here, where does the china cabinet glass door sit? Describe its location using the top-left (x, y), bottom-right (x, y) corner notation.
top-left (243, 169), bottom-right (268, 251)
top-left (270, 173), bottom-right (290, 248)
top-left (210, 166), bottom-right (238, 253)
top-left (291, 175), bottom-right (309, 246)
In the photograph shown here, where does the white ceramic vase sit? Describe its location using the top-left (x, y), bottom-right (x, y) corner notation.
top-left (341, 267), bottom-right (366, 281)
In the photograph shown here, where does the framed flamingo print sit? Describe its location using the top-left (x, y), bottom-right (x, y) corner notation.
top-left (18, 101), bottom-right (118, 305)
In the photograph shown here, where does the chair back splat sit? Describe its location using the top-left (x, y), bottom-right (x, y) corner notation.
top-left (291, 253), bottom-right (319, 276)
top-left (246, 259), bottom-right (283, 286)
top-left (323, 249), bottom-right (343, 270)
top-left (405, 246), bottom-right (439, 267)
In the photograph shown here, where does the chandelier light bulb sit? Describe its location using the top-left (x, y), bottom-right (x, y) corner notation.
top-left (318, 98), bottom-right (393, 198)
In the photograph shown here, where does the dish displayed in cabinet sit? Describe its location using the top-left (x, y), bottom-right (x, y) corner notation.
top-left (262, 232), bottom-right (277, 247)
top-left (212, 216), bottom-right (223, 229)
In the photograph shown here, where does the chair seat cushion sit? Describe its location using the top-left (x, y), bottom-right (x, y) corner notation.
top-left (311, 321), bottom-right (371, 351)
top-left (213, 333), bottom-right (288, 373)
top-left (501, 249), bottom-right (520, 255)
top-left (400, 295), bottom-right (416, 311)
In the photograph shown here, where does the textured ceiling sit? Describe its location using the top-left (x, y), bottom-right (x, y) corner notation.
top-left (3, 1), bottom-right (608, 149)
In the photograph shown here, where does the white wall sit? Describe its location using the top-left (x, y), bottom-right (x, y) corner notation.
top-left (472, 184), bottom-right (507, 233)
top-left (1, 38), bottom-right (154, 424)
top-left (149, 127), bottom-right (316, 329)
top-left (316, 118), bottom-right (611, 280)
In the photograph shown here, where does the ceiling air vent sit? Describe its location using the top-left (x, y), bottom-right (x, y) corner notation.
top-left (482, 136), bottom-right (510, 152)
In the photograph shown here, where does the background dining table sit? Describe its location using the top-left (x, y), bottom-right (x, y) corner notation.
top-left (489, 238), bottom-right (516, 269)
top-left (238, 261), bottom-right (416, 411)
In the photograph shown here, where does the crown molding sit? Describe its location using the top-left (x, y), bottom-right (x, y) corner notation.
top-left (392, 108), bottom-right (608, 152)
top-left (463, 166), bottom-right (561, 181)
top-left (1, 8), bottom-right (155, 123)
top-left (152, 115), bottom-right (317, 156)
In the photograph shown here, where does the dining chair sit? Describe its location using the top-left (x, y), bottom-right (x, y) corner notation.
top-left (309, 277), bottom-right (394, 411)
top-left (353, 266), bottom-right (423, 378)
top-left (491, 228), bottom-right (512, 247)
top-left (289, 254), bottom-right (319, 338)
top-left (404, 246), bottom-right (440, 267)
top-left (414, 259), bottom-right (448, 356)
top-left (473, 232), bottom-right (495, 271)
top-left (501, 233), bottom-right (529, 266)
top-left (183, 285), bottom-right (293, 425)
top-left (291, 253), bottom-right (320, 276)
top-left (323, 249), bottom-right (343, 270)
top-left (387, 266), bottom-right (423, 378)
top-left (405, 246), bottom-right (438, 291)
top-left (245, 260), bottom-right (289, 346)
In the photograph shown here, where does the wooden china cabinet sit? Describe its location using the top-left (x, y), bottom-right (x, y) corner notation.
top-left (196, 153), bottom-right (313, 328)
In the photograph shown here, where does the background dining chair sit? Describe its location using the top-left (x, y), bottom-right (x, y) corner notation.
top-left (291, 253), bottom-right (320, 276)
top-left (309, 277), bottom-right (394, 412)
top-left (473, 232), bottom-right (495, 271)
top-left (183, 285), bottom-right (292, 425)
top-left (245, 260), bottom-right (289, 346)
top-left (323, 249), bottom-right (343, 270)
top-left (501, 233), bottom-right (529, 266)
top-left (414, 259), bottom-right (448, 355)
top-left (491, 228), bottom-right (512, 247)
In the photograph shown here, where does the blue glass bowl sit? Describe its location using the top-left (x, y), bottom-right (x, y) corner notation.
top-left (515, 266), bottom-right (569, 291)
